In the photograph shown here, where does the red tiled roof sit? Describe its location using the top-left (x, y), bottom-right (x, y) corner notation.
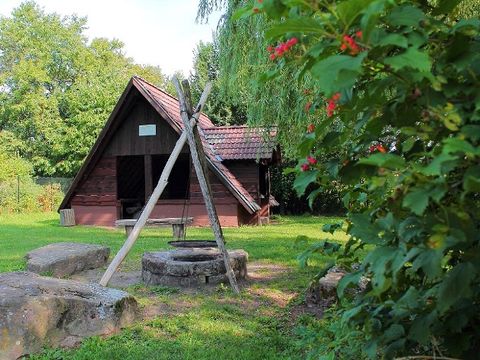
top-left (133, 76), bottom-right (214, 130)
top-left (202, 126), bottom-right (277, 160)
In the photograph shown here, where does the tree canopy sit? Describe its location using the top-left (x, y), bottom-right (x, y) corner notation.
top-left (0, 1), bottom-right (169, 176)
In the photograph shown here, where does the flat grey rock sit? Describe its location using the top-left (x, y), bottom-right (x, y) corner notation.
top-left (0, 272), bottom-right (138, 360)
top-left (25, 242), bottom-right (110, 277)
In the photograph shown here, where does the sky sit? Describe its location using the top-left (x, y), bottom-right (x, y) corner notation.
top-left (0, 0), bottom-right (222, 76)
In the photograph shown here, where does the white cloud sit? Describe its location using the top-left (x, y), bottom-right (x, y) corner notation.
top-left (0, 0), bottom-right (222, 76)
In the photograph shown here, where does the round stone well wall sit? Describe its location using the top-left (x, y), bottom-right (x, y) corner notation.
top-left (142, 248), bottom-right (248, 286)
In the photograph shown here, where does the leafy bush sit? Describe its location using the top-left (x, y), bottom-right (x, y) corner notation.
top-left (239, 0), bottom-right (480, 358)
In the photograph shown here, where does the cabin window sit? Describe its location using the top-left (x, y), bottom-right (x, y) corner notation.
top-left (152, 154), bottom-right (190, 199)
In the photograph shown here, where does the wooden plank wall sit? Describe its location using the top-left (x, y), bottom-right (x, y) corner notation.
top-left (224, 160), bottom-right (260, 202)
top-left (189, 167), bottom-right (238, 205)
top-left (104, 97), bottom-right (187, 156)
top-left (71, 155), bottom-right (116, 206)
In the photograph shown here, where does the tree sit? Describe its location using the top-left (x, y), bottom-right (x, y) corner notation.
top-left (0, 1), bottom-right (169, 176)
top-left (189, 40), bottom-right (247, 125)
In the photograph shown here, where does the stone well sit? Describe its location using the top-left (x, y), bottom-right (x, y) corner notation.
top-left (142, 248), bottom-right (248, 286)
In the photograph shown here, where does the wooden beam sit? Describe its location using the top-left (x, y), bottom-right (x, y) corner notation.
top-left (173, 78), bottom-right (240, 294)
top-left (99, 84), bottom-right (213, 287)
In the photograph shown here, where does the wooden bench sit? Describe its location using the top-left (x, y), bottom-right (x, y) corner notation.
top-left (115, 217), bottom-right (194, 239)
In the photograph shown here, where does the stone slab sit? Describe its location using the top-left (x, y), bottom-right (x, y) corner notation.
top-left (25, 242), bottom-right (110, 277)
top-left (0, 272), bottom-right (138, 360)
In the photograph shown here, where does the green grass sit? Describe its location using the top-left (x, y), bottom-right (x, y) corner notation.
top-left (0, 212), bottom-right (348, 359)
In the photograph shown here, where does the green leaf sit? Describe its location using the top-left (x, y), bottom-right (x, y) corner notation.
top-left (376, 34), bottom-right (408, 48)
top-left (403, 188), bottom-right (429, 215)
top-left (293, 170), bottom-right (319, 196)
top-left (358, 153), bottom-right (405, 169)
top-left (322, 222), bottom-right (343, 234)
top-left (386, 5), bottom-right (425, 27)
top-left (411, 249), bottom-right (442, 279)
top-left (398, 217), bottom-right (423, 242)
top-left (437, 262), bottom-right (475, 314)
top-left (307, 188), bottom-right (322, 208)
top-left (463, 166), bottom-right (480, 193)
top-left (265, 18), bottom-right (324, 39)
top-left (337, 271), bottom-right (362, 298)
top-left (422, 153), bottom-right (458, 176)
top-left (409, 312), bottom-right (437, 345)
top-left (336, 0), bottom-right (376, 27)
top-left (349, 213), bottom-right (381, 244)
top-left (262, 0), bottom-right (287, 19)
top-left (384, 48), bottom-right (431, 72)
top-left (384, 324), bottom-right (405, 343)
top-left (443, 137), bottom-right (478, 156)
top-left (311, 54), bottom-right (366, 94)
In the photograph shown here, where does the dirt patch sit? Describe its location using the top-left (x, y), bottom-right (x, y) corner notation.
top-left (71, 268), bottom-right (142, 288)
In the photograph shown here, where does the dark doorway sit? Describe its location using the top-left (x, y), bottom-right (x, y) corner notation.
top-left (152, 153), bottom-right (190, 199)
top-left (117, 155), bottom-right (145, 218)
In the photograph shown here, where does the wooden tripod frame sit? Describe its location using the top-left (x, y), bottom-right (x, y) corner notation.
top-left (99, 79), bottom-right (240, 294)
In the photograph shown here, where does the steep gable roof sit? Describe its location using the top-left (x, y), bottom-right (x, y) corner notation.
top-left (60, 76), bottom-right (263, 214)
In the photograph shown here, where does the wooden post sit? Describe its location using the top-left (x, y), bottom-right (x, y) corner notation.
top-left (60, 209), bottom-right (75, 226)
top-left (99, 84), bottom-right (213, 287)
top-left (173, 78), bottom-right (240, 294)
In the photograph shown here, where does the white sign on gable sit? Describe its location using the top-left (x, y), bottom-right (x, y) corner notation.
top-left (139, 124), bottom-right (157, 136)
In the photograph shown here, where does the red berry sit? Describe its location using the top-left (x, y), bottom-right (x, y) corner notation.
top-left (287, 37), bottom-right (298, 47)
top-left (267, 45), bottom-right (274, 53)
top-left (253, 7), bottom-right (259, 13)
top-left (301, 163), bottom-right (310, 172)
top-left (269, 53), bottom-right (276, 61)
top-left (377, 144), bottom-right (387, 153)
top-left (307, 124), bottom-right (315, 133)
top-left (307, 156), bottom-right (317, 165)
top-left (356, 31), bottom-right (363, 39)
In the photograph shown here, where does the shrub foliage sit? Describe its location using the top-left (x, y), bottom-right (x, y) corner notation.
top-left (237, 0), bottom-right (480, 358)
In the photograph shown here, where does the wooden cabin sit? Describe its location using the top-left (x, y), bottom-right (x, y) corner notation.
top-left (59, 76), bottom-right (279, 227)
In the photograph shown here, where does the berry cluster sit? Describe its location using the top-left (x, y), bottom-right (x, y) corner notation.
top-left (301, 156), bottom-right (318, 172)
top-left (326, 93), bottom-right (341, 117)
top-left (267, 37), bottom-right (298, 60)
top-left (369, 143), bottom-right (387, 153)
top-left (340, 31), bottom-right (362, 55)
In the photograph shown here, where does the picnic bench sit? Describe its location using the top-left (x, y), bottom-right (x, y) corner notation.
top-left (115, 217), bottom-right (194, 239)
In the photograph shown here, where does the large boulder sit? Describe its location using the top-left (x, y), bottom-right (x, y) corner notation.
top-left (0, 272), bottom-right (138, 359)
top-left (25, 242), bottom-right (110, 277)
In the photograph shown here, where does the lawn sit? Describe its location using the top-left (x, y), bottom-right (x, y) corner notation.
top-left (0, 212), bottom-right (348, 359)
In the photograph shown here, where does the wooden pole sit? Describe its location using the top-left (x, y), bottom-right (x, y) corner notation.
top-left (99, 84), bottom-right (213, 287)
top-left (173, 78), bottom-right (240, 294)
